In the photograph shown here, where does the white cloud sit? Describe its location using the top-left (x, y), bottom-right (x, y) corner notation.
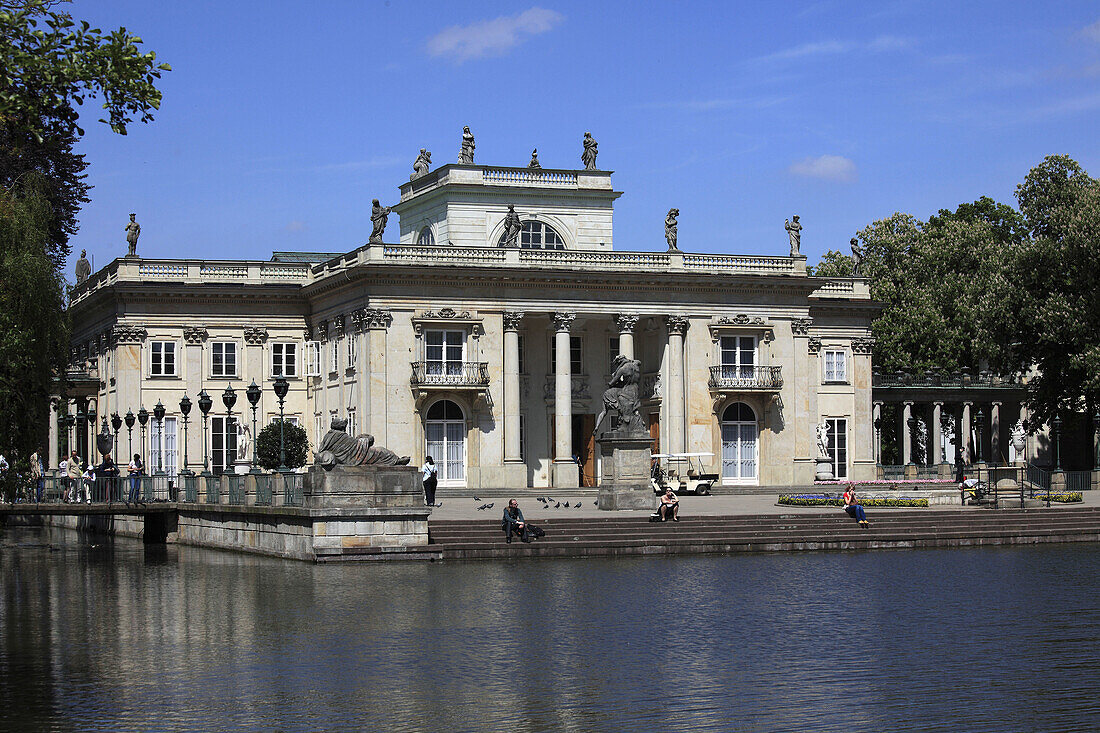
top-left (869, 34), bottom-right (913, 51)
top-left (427, 7), bottom-right (564, 63)
top-left (1083, 19), bottom-right (1100, 43)
top-left (753, 40), bottom-right (851, 64)
top-left (788, 155), bottom-right (857, 182)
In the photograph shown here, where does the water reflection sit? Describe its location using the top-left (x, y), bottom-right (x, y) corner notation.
top-left (2, 526), bottom-right (1099, 732)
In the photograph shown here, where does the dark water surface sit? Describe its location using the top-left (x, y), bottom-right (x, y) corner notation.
top-left (2, 527), bottom-right (1099, 733)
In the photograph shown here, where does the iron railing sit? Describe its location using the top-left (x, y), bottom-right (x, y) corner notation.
top-left (255, 475), bottom-right (274, 506)
top-left (1026, 464), bottom-right (1051, 492)
top-left (227, 475), bottom-right (247, 505)
top-left (707, 365), bottom-right (783, 391)
top-left (880, 465), bottom-right (905, 480)
top-left (204, 476), bottom-right (220, 504)
top-left (1065, 470), bottom-right (1093, 491)
top-left (410, 361), bottom-right (490, 388)
top-left (282, 472), bottom-right (303, 507)
top-left (182, 474), bottom-right (198, 503)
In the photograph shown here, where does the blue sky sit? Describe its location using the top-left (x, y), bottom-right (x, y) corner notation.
top-left (67, 1), bottom-right (1100, 273)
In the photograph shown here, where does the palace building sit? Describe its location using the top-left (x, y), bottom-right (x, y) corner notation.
top-left (61, 154), bottom-right (880, 490)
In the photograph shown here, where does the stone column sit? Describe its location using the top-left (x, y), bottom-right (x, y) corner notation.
top-left (48, 397), bottom-right (59, 470)
top-left (502, 312), bottom-right (524, 466)
top-left (901, 401), bottom-right (913, 465)
top-left (931, 401), bottom-right (943, 465)
top-left (614, 313), bottom-right (639, 361)
top-left (872, 401), bottom-right (883, 465)
top-left (666, 316), bottom-right (689, 456)
top-left (990, 401), bottom-right (1001, 466)
top-left (551, 312), bottom-right (578, 488)
top-left (961, 401), bottom-right (972, 464)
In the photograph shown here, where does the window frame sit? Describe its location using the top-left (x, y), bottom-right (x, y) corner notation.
top-left (417, 227), bottom-right (434, 246)
top-left (551, 335), bottom-right (583, 374)
top-left (823, 349), bottom-right (848, 384)
top-left (272, 342), bottom-right (299, 378)
top-left (150, 340), bottom-right (177, 377)
top-left (211, 341), bottom-right (238, 378)
top-left (497, 220), bottom-right (566, 250)
top-left (329, 340), bottom-right (340, 374)
top-left (346, 333), bottom-right (357, 370)
top-left (827, 417), bottom-right (849, 480)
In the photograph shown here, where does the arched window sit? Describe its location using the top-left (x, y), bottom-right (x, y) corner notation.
top-left (426, 399), bottom-right (465, 485)
top-left (497, 221), bottom-right (565, 249)
top-left (417, 227), bottom-right (434, 246)
top-left (721, 402), bottom-right (757, 484)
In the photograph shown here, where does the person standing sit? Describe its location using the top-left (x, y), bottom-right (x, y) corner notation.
top-left (127, 453), bottom-right (144, 507)
top-left (66, 452), bottom-right (84, 503)
top-left (30, 449), bottom-right (44, 502)
top-left (421, 456), bottom-right (438, 507)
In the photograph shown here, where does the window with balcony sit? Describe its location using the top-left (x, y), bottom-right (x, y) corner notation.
top-left (719, 336), bottom-right (756, 378)
top-left (425, 330), bottom-right (466, 377)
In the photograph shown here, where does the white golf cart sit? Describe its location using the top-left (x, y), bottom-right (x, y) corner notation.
top-left (651, 452), bottom-right (718, 495)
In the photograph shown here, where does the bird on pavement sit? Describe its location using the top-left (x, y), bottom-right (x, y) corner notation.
top-left (574, 502), bottom-right (582, 508)
top-left (554, 502), bottom-right (561, 508)
top-left (473, 496), bottom-right (482, 502)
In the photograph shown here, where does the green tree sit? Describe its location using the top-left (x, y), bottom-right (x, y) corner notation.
top-left (256, 422), bottom-right (310, 470)
top-left (807, 249), bottom-right (854, 277)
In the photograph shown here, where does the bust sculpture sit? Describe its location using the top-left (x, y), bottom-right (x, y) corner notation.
top-left (315, 417), bottom-right (410, 467)
top-left (125, 213), bottom-right (141, 257)
top-left (850, 237), bottom-right (864, 275)
top-left (594, 356), bottom-right (645, 435)
top-left (528, 148), bottom-right (541, 169)
top-left (75, 249), bottom-right (91, 284)
top-left (369, 198), bottom-right (392, 243)
top-left (411, 148), bottom-right (431, 179)
top-left (501, 204), bottom-right (522, 248)
top-left (459, 126), bottom-right (475, 164)
top-left (785, 215), bottom-right (802, 257)
top-left (665, 208), bottom-right (679, 252)
top-left (581, 131), bottom-right (598, 170)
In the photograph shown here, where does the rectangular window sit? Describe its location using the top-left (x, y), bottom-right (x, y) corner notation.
top-left (269, 415), bottom-right (300, 427)
top-left (272, 342), bottom-right (299, 377)
top-left (425, 330), bottom-right (466, 376)
top-left (824, 350), bottom-right (847, 383)
top-left (551, 336), bottom-right (583, 373)
top-left (210, 416), bottom-right (237, 475)
top-left (346, 410), bottom-right (356, 436)
top-left (517, 335), bottom-right (525, 374)
top-left (330, 340), bottom-right (340, 373)
top-left (609, 336), bottom-right (620, 366)
top-left (211, 342), bottom-right (237, 378)
top-left (346, 334), bottom-right (357, 368)
top-left (305, 341), bottom-right (321, 377)
top-left (150, 341), bottom-right (176, 376)
top-left (315, 415), bottom-right (324, 445)
top-left (827, 418), bottom-right (849, 480)
top-left (719, 335), bottom-right (756, 378)
top-left (149, 417), bottom-right (178, 477)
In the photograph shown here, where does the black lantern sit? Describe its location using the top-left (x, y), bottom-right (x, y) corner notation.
top-left (111, 412), bottom-right (122, 459)
top-left (246, 380), bottom-right (262, 473)
top-left (86, 400), bottom-right (97, 427)
top-left (137, 406), bottom-right (149, 466)
top-left (974, 408), bottom-right (985, 464)
top-left (153, 401), bottom-right (166, 475)
top-left (222, 384), bottom-right (237, 472)
top-left (273, 375), bottom-right (289, 472)
top-left (124, 408), bottom-right (136, 462)
top-left (1053, 414), bottom-right (1063, 471)
top-left (179, 395), bottom-right (193, 476)
top-left (198, 390), bottom-right (213, 475)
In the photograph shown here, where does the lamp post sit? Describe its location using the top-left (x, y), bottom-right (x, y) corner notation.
top-left (974, 408), bottom-right (985, 464)
top-left (1093, 409), bottom-right (1100, 472)
top-left (273, 376), bottom-right (289, 472)
top-left (198, 390), bottom-right (213, 475)
top-left (75, 400), bottom-right (87, 464)
top-left (153, 401), bottom-right (166, 476)
top-left (1053, 414), bottom-right (1063, 472)
top-left (222, 384), bottom-right (237, 473)
top-left (124, 409), bottom-right (135, 463)
top-left (86, 401), bottom-right (97, 463)
top-left (63, 412), bottom-right (76, 459)
top-left (137, 406), bottom-right (149, 468)
top-left (111, 412), bottom-right (122, 461)
top-left (246, 380), bottom-right (262, 473)
top-left (179, 395), bottom-right (193, 476)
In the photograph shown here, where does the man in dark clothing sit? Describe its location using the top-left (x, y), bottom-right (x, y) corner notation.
top-left (502, 499), bottom-right (531, 543)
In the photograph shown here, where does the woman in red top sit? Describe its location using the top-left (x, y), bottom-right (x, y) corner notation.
top-left (843, 483), bottom-right (869, 528)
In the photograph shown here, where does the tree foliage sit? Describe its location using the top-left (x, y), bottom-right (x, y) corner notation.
top-left (806, 248), bottom-right (853, 277)
top-left (256, 422), bottom-right (310, 471)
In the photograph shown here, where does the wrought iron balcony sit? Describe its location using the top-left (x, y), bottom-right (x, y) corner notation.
top-left (708, 365), bottom-right (783, 392)
top-left (411, 361), bottom-right (490, 388)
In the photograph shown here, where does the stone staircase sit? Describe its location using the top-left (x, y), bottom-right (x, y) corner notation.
top-left (427, 507), bottom-right (1100, 561)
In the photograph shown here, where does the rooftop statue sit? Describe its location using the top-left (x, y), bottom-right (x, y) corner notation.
top-left (125, 213), bottom-right (141, 257)
top-left (369, 198), bottom-right (392, 243)
top-left (665, 208), bottom-right (679, 252)
top-left (528, 148), bottom-right (541, 169)
top-left (851, 237), bottom-right (864, 275)
top-left (501, 204), bottom-right (522, 248)
top-left (581, 131), bottom-right (598, 170)
top-left (459, 125), bottom-right (475, 164)
top-left (411, 148), bottom-right (431, 179)
top-left (75, 249), bottom-right (91, 284)
top-left (785, 215), bottom-right (802, 257)
top-left (594, 355), bottom-right (645, 436)
top-left (316, 417), bottom-right (410, 468)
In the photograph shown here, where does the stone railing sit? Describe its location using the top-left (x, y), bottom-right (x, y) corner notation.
top-left (708, 365), bottom-right (784, 391)
top-left (399, 164), bottom-right (609, 202)
top-left (483, 168), bottom-right (579, 186)
top-left (872, 370), bottom-right (1025, 389)
top-left (683, 253), bottom-right (795, 273)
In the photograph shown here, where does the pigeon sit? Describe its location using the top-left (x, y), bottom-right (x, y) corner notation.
top-left (485, 503), bottom-right (493, 509)
top-left (473, 496), bottom-right (482, 502)
top-left (536, 496), bottom-right (546, 502)
top-left (554, 502), bottom-right (561, 508)
top-left (593, 501), bottom-right (598, 505)
top-left (434, 502), bottom-right (443, 508)
top-left (574, 502), bottom-right (582, 508)
top-left (476, 503), bottom-right (489, 511)
top-left (546, 496), bottom-right (555, 504)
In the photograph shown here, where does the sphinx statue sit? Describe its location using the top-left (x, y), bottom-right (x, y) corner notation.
top-left (315, 418), bottom-right (410, 468)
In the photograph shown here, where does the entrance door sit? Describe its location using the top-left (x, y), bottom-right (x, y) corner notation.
top-left (571, 414), bottom-right (596, 487)
top-left (426, 400), bottom-right (465, 486)
top-left (721, 402), bottom-right (758, 484)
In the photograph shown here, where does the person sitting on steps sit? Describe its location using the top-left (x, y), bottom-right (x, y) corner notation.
top-left (843, 482), bottom-right (870, 528)
top-left (659, 486), bottom-right (679, 522)
top-left (502, 499), bottom-right (531, 543)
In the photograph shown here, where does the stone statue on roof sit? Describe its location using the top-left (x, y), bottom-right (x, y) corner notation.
top-left (581, 131), bottom-right (598, 170)
top-left (785, 215), bottom-right (802, 257)
top-left (125, 213), bottom-right (140, 257)
top-left (850, 237), bottom-right (864, 275)
top-left (411, 148), bottom-right (431, 179)
top-left (665, 208), bottom-right (679, 252)
top-left (528, 148), bottom-right (541, 169)
top-left (459, 126), bottom-right (475, 164)
top-left (75, 249), bottom-right (91, 284)
top-left (369, 199), bottom-right (392, 243)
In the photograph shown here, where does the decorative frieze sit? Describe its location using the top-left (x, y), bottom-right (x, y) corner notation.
top-left (666, 315), bottom-right (689, 335)
top-left (112, 324), bottom-right (148, 344)
top-left (552, 311), bottom-right (576, 332)
top-left (183, 326), bottom-right (208, 344)
top-left (807, 337), bottom-right (822, 354)
top-left (716, 313), bottom-right (765, 326)
top-left (502, 311), bottom-right (526, 331)
top-left (243, 327), bottom-right (268, 345)
top-left (791, 318), bottom-right (813, 335)
top-left (421, 307), bottom-right (470, 319)
top-left (614, 313), bottom-right (640, 332)
top-left (852, 337), bottom-right (875, 355)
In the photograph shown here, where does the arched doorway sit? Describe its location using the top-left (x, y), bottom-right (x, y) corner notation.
top-left (721, 402), bottom-right (758, 484)
top-left (426, 399), bottom-right (465, 486)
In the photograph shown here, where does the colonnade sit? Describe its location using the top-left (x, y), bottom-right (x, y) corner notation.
top-left (873, 398), bottom-right (1026, 466)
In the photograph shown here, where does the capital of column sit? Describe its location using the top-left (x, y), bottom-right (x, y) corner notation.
top-left (991, 401), bottom-right (1002, 408)
top-left (666, 315), bottom-right (689, 335)
top-left (963, 401), bottom-right (973, 408)
top-left (614, 313), bottom-right (640, 333)
top-left (933, 401), bottom-right (943, 408)
top-left (359, 308), bottom-right (393, 330)
top-left (903, 400), bottom-right (914, 408)
top-left (552, 311), bottom-right (576, 332)
top-left (502, 311), bottom-right (525, 331)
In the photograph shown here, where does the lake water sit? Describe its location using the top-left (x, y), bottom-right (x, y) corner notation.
top-left (2, 526), bottom-right (1099, 732)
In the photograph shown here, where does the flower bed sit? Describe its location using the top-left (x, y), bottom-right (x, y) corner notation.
top-left (814, 479), bottom-right (956, 485)
top-left (1032, 491), bottom-right (1083, 503)
top-left (779, 494), bottom-right (929, 508)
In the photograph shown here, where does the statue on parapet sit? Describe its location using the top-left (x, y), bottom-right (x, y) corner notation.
top-left (581, 131), bottom-right (598, 170)
top-left (817, 420), bottom-right (830, 458)
top-left (594, 355), bottom-right (645, 436)
top-left (785, 215), bottom-right (802, 257)
top-left (459, 125), bottom-right (476, 164)
top-left (851, 237), bottom-right (864, 275)
top-left (316, 417), bottom-right (410, 468)
top-left (236, 421), bottom-right (251, 462)
top-left (369, 199), bottom-right (392, 243)
top-left (75, 249), bottom-right (91, 284)
top-left (528, 149), bottom-right (541, 169)
top-left (411, 148), bottom-right (432, 179)
top-left (125, 213), bottom-right (141, 257)
top-left (501, 204), bottom-right (522, 247)
top-left (665, 208), bottom-right (679, 252)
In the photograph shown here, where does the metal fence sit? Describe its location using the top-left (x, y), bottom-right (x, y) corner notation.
top-left (182, 474), bottom-right (198, 503)
top-left (1025, 464), bottom-right (1051, 492)
top-left (255, 475), bottom-right (274, 506)
top-left (282, 472), bottom-right (303, 506)
top-left (227, 475), bottom-right (247, 505)
top-left (880, 465), bottom-right (905, 480)
top-left (1065, 470), bottom-right (1094, 491)
top-left (204, 475), bottom-right (220, 504)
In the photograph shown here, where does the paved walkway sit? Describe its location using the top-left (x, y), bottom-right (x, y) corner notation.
top-left (428, 488), bottom-right (1100, 522)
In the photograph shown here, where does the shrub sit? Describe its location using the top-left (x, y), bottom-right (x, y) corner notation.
top-left (255, 421), bottom-right (309, 470)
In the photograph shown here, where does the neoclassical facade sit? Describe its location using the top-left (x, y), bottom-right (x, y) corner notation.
top-left (63, 160), bottom-right (879, 489)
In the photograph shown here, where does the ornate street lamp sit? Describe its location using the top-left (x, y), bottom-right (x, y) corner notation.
top-left (137, 406), bottom-right (149, 467)
top-left (85, 401), bottom-right (97, 461)
top-left (153, 401), bottom-right (166, 476)
top-left (111, 412), bottom-right (122, 461)
top-left (273, 376), bottom-right (289, 472)
top-left (246, 380), bottom-right (262, 473)
top-left (1053, 414), bottom-right (1063, 472)
top-left (198, 390), bottom-right (213, 475)
top-left (222, 384), bottom-right (237, 473)
top-left (1094, 409), bottom-right (1100, 471)
top-left (974, 408), bottom-right (985, 464)
top-left (124, 409), bottom-right (136, 463)
top-left (64, 413), bottom-right (76, 459)
top-left (178, 395), bottom-right (193, 476)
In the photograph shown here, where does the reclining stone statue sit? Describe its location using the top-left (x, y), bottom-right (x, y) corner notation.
top-left (315, 418), bottom-right (410, 468)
